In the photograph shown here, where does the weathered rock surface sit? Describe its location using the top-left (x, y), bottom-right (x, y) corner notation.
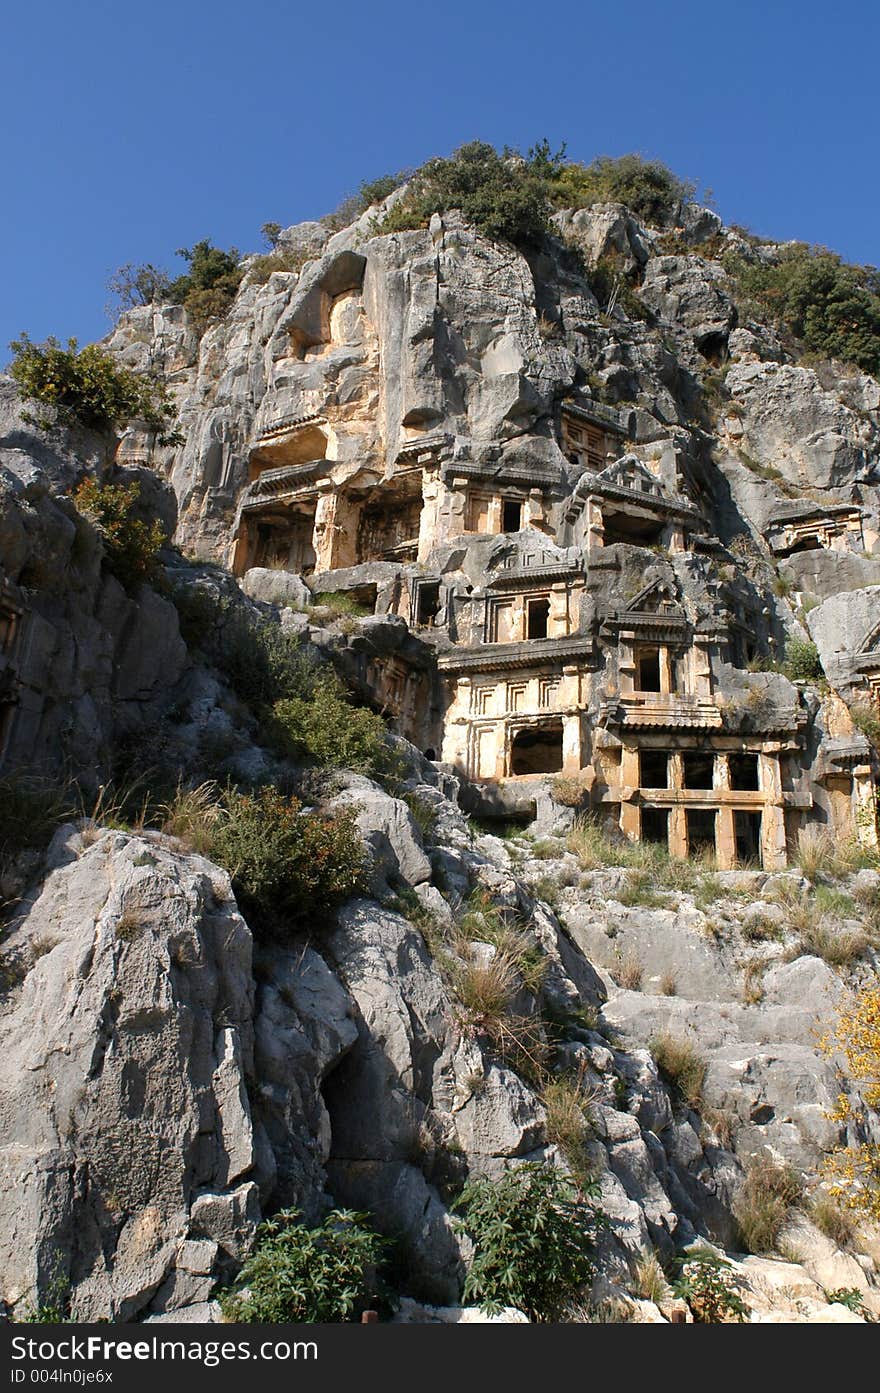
top-left (0, 826), bottom-right (256, 1320)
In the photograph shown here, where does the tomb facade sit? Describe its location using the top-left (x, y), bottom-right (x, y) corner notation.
top-left (223, 291), bottom-right (878, 870)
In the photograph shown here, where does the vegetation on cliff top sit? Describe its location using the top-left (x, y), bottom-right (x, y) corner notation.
top-left (9, 334), bottom-right (180, 439)
top-left (725, 243), bottom-right (880, 377)
top-left (375, 140), bottom-right (693, 246)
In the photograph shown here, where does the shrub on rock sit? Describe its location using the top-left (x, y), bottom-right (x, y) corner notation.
top-left (9, 333), bottom-right (179, 438)
top-left (220, 1207), bottom-right (386, 1322)
top-left (453, 1162), bottom-right (603, 1321)
top-left (208, 786), bottom-right (365, 933)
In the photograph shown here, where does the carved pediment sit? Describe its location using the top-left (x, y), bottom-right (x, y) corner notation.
top-left (622, 578), bottom-right (681, 617)
top-left (598, 454), bottom-right (666, 499)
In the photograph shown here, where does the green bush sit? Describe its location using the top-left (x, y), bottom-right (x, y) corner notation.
top-left (547, 152), bottom-right (694, 225)
top-left (453, 1162), bottom-right (603, 1321)
top-left (376, 141), bottom-right (553, 247)
top-left (272, 683), bottom-right (397, 780)
top-left (207, 786), bottom-right (365, 933)
top-left (220, 1208), bottom-right (386, 1322)
top-left (725, 244), bottom-right (880, 376)
top-left (369, 141), bottom-right (695, 248)
top-left (781, 637), bottom-right (823, 682)
top-left (73, 478), bottom-right (166, 591)
top-left (167, 240), bottom-right (244, 329)
top-left (672, 1249), bottom-right (749, 1323)
top-left (216, 612), bottom-right (320, 708)
top-left (9, 334), bottom-right (179, 439)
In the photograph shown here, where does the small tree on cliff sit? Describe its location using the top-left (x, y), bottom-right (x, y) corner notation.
top-left (820, 984), bottom-right (880, 1222)
top-left (9, 333), bottom-right (179, 440)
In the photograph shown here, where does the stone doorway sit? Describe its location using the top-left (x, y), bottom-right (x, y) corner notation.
top-left (509, 721), bottom-right (564, 775)
top-left (734, 809), bottom-right (762, 866)
top-left (642, 806), bottom-right (670, 846)
top-left (686, 808), bottom-right (716, 858)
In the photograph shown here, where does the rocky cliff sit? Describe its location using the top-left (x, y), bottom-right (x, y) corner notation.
top-left (1, 155), bottom-right (879, 1323)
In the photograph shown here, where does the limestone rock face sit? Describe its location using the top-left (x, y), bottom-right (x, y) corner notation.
top-left (640, 254), bottom-right (737, 355)
top-left (0, 827), bottom-right (257, 1320)
top-left (807, 584), bottom-right (880, 694)
top-left (4, 180), bottom-right (880, 1324)
top-left (726, 361), bottom-right (879, 491)
top-left (0, 457), bottom-right (187, 791)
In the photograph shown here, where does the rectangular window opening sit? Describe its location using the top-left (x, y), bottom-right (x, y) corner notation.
top-left (526, 598), bottom-right (550, 640)
top-left (686, 808), bottom-right (716, 858)
top-left (636, 648), bottom-right (662, 693)
top-left (683, 751), bottom-right (714, 789)
top-left (641, 807), bottom-right (670, 846)
top-left (415, 581), bottom-right (441, 628)
top-left (639, 750), bottom-right (670, 788)
top-left (734, 810), bottom-right (762, 866)
top-left (729, 754), bottom-right (760, 791)
top-left (510, 722), bottom-right (564, 776)
top-left (502, 499), bottom-right (523, 532)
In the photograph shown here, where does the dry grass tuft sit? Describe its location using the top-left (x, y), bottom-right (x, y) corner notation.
top-left (809, 1190), bottom-right (857, 1250)
top-left (159, 780), bottom-right (224, 852)
top-left (734, 1153), bottom-right (804, 1255)
top-left (614, 948), bottom-right (644, 991)
top-left (652, 1032), bottom-right (707, 1110)
top-left (631, 1250), bottom-right (671, 1304)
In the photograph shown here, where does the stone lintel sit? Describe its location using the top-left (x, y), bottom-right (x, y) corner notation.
top-left (437, 637), bottom-right (595, 674)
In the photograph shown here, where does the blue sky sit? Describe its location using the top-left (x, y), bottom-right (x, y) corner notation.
top-left (3, 0), bottom-right (878, 355)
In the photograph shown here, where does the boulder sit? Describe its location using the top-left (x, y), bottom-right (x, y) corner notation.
top-left (0, 828), bottom-right (257, 1320)
top-left (241, 567), bottom-right (312, 610)
top-left (334, 775), bottom-right (431, 892)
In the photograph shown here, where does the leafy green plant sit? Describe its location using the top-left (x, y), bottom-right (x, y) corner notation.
top-left (453, 1162), bottom-right (603, 1321)
top-left (272, 683), bottom-right (397, 780)
top-left (781, 637), bottom-right (823, 682)
top-left (73, 478), bottom-right (166, 591)
top-left (725, 244), bottom-right (880, 376)
top-left (672, 1249), bottom-right (749, 1323)
top-left (823, 1287), bottom-right (869, 1316)
top-left (9, 334), bottom-right (179, 438)
top-left (167, 239), bottom-right (243, 329)
top-left (207, 786), bottom-right (365, 934)
top-left (220, 1207), bottom-right (386, 1322)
